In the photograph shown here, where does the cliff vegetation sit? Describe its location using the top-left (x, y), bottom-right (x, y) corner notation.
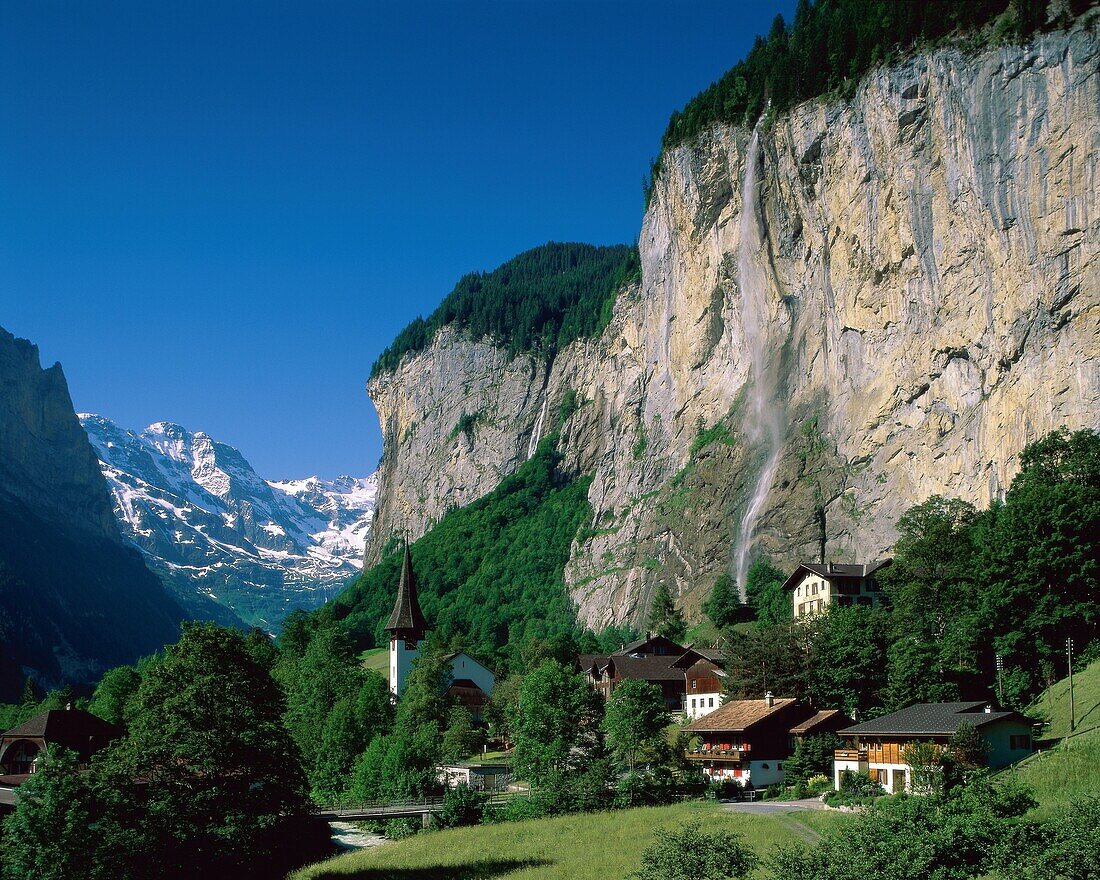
top-left (370, 242), bottom-right (639, 378)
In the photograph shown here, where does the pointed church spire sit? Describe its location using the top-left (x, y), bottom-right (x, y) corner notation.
top-left (385, 539), bottom-right (427, 641)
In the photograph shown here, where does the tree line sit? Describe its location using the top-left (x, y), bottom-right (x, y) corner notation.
top-left (370, 242), bottom-right (640, 378)
top-left (647, 0), bottom-right (1095, 203)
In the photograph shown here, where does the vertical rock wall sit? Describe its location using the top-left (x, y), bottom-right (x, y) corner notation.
top-left (366, 19), bottom-right (1100, 629)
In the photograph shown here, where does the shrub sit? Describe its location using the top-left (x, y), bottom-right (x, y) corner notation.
top-left (435, 783), bottom-right (486, 829)
top-left (632, 821), bottom-right (757, 880)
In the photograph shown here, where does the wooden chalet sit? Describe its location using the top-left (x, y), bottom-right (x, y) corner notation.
top-left (0, 708), bottom-right (122, 812)
top-left (672, 648), bottom-right (727, 720)
top-left (833, 701), bottom-right (1034, 792)
top-left (578, 634), bottom-right (689, 712)
top-left (683, 695), bottom-right (844, 787)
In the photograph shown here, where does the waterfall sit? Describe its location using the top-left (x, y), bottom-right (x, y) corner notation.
top-left (526, 392), bottom-right (550, 459)
top-left (733, 128), bottom-right (784, 602)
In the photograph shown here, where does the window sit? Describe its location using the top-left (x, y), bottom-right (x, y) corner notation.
top-left (762, 763), bottom-right (770, 770)
top-left (709, 697), bottom-right (715, 707)
top-left (1010, 735), bottom-right (1031, 750)
top-left (778, 762), bottom-right (783, 770)
top-left (692, 680), bottom-right (697, 689)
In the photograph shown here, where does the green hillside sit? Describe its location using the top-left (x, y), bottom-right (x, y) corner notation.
top-left (370, 242), bottom-right (639, 378)
top-left (1000, 657), bottom-right (1100, 818)
top-left (327, 439), bottom-right (591, 668)
top-left (292, 800), bottom-right (847, 880)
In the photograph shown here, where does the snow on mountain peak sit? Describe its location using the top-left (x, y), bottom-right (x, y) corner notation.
top-left (79, 413), bottom-right (377, 629)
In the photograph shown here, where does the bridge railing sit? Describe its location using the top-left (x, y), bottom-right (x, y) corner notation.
top-left (316, 791), bottom-right (515, 816)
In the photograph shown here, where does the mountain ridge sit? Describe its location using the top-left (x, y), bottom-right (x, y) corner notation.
top-left (80, 414), bottom-right (377, 630)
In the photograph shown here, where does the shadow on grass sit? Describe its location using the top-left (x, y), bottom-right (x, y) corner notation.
top-left (305, 857), bottom-right (553, 880)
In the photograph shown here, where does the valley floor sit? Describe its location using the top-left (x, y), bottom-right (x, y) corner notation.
top-left (290, 800), bottom-right (846, 879)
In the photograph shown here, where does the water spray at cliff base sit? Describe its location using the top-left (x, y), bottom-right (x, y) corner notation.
top-left (733, 126), bottom-right (785, 603)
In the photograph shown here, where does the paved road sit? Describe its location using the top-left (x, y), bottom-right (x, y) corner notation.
top-left (720, 798), bottom-right (828, 844)
top-left (721, 798), bottom-right (827, 814)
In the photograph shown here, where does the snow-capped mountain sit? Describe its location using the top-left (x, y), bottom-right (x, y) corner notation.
top-left (79, 414), bottom-right (377, 630)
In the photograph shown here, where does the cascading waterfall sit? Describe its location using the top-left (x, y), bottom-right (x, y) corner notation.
top-left (526, 391), bottom-right (550, 459)
top-left (732, 127), bottom-right (784, 602)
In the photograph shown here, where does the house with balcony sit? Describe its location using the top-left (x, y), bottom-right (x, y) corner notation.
top-left (832, 701), bottom-right (1034, 793)
top-left (0, 707), bottom-right (122, 813)
top-left (783, 560), bottom-right (891, 618)
top-left (682, 694), bottom-right (842, 787)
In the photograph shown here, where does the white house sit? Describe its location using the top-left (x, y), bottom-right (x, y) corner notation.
top-left (782, 561), bottom-right (891, 619)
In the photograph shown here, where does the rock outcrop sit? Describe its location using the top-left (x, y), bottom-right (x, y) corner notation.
top-left (366, 20), bottom-right (1100, 630)
top-left (0, 328), bottom-right (185, 699)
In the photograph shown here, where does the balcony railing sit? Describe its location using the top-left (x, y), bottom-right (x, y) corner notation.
top-left (685, 747), bottom-right (747, 762)
top-left (834, 749), bottom-right (868, 761)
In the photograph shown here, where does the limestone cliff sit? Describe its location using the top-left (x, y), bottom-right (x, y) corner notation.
top-left (366, 20), bottom-right (1100, 630)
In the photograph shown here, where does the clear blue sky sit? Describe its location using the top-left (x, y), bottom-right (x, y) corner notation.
top-left (1, 0), bottom-right (794, 479)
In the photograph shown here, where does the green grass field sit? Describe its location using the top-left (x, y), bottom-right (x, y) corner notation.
top-left (999, 657), bottom-right (1100, 818)
top-left (292, 801), bottom-right (844, 880)
top-left (360, 648), bottom-right (389, 675)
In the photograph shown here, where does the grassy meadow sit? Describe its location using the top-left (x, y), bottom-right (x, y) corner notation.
top-left (292, 801), bottom-right (845, 880)
top-left (360, 648), bottom-right (389, 675)
top-left (999, 657), bottom-right (1100, 818)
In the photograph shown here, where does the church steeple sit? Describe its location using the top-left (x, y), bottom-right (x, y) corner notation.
top-left (385, 540), bottom-right (427, 644)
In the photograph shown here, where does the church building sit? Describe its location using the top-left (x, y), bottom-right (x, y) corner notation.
top-left (385, 541), bottom-right (495, 717)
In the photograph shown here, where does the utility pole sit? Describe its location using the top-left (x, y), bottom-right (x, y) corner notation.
top-left (995, 654), bottom-right (1004, 707)
top-left (1067, 637), bottom-right (1075, 733)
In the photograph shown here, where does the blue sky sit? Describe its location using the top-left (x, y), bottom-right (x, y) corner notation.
top-left (1, 0), bottom-right (794, 479)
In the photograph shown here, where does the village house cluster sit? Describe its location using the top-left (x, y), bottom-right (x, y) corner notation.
top-left (0, 554), bottom-right (1039, 810)
top-left (573, 559), bottom-right (1036, 793)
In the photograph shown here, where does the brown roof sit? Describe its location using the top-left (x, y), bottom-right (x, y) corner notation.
top-left (683, 698), bottom-right (799, 732)
top-left (789, 709), bottom-right (845, 735)
top-left (606, 655), bottom-right (685, 682)
top-left (385, 541), bottom-right (428, 637)
top-left (577, 654), bottom-right (609, 673)
top-left (781, 560), bottom-right (892, 592)
top-left (671, 648), bottom-right (726, 670)
top-left (1, 709), bottom-right (121, 745)
top-left (619, 635), bottom-right (688, 656)
top-left (447, 680), bottom-right (489, 707)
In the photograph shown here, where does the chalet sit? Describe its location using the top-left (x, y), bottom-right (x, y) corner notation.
top-left (385, 541), bottom-right (495, 713)
top-left (833, 701), bottom-right (1034, 793)
top-left (0, 707), bottom-right (122, 812)
top-left (683, 694), bottom-right (844, 787)
top-left (578, 634), bottom-right (689, 712)
top-left (673, 648), bottom-right (727, 721)
top-left (789, 709), bottom-right (847, 748)
top-left (783, 560), bottom-right (891, 619)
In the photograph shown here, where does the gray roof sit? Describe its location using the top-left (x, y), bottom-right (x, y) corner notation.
top-left (385, 541), bottom-right (428, 637)
top-left (839, 702), bottom-right (1031, 737)
top-left (782, 560), bottom-right (892, 592)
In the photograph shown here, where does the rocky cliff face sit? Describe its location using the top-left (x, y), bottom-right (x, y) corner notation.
top-left (0, 328), bottom-right (120, 542)
top-left (0, 328), bottom-right (184, 699)
top-left (367, 20), bottom-right (1100, 630)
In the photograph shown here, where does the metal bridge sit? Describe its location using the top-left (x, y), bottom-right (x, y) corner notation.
top-left (315, 792), bottom-right (514, 822)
